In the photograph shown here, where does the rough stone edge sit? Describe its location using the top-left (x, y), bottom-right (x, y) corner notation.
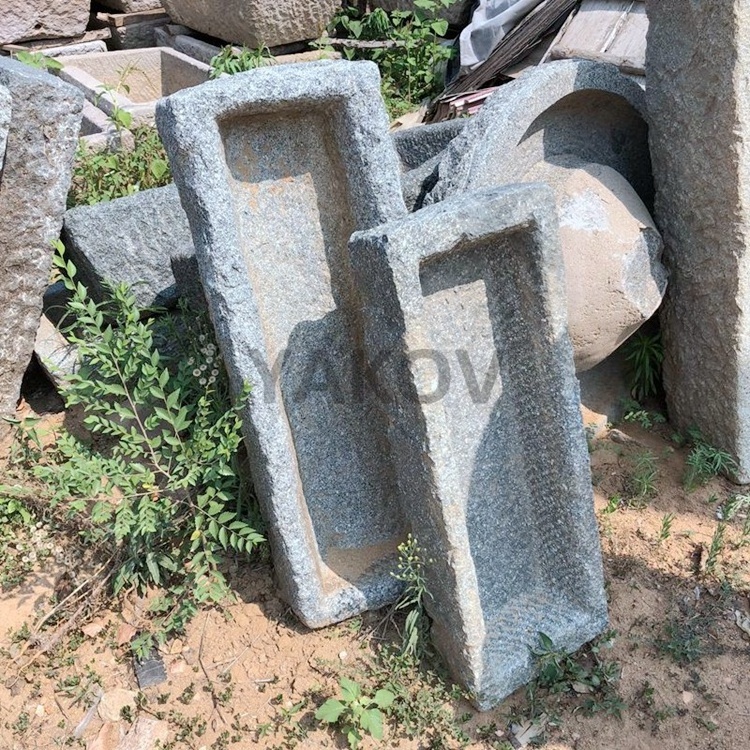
top-left (155, 60), bottom-right (407, 627)
top-left (426, 59), bottom-right (647, 205)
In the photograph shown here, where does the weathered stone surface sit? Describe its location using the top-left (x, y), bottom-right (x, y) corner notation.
top-left (391, 119), bottom-right (466, 171)
top-left (647, 0), bottom-right (750, 482)
top-left (0, 59), bottom-right (82, 422)
top-left (369, 0), bottom-right (474, 26)
top-left (108, 18), bottom-right (171, 50)
top-left (0, 0), bottom-right (89, 45)
top-left (524, 157), bottom-right (666, 371)
top-left (98, 688), bottom-right (138, 723)
top-left (0, 86), bottom-right (8, 176)
top-left (59, 48), bottom-right (212, 125)
top-left (160, 0), bottom-right (340, 49)
top-left (79, 99), bottom-right (135, 153)
top-left (116, 716), bottom-right (169, 750)
top-left (62, 184), bottom-right (192, 309)
top-left (349, 183), bottom-right (607, 709)
top-left (35, 315), bottom-right (78, 389)
top-left (45, 41), bottom-right (109, 57)
top-left (426, 60), bottom-right (652, 208)
top-left (156, 60), bottom-right (409, 627)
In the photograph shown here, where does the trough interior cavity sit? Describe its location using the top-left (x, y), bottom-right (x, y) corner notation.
top-left (418, 230), bottom-right (598, 638)
top-left (220, 104), bottom-right (406, 583)
top-left (518, 89), bottom-right (654, 209)
top-left (64, 49), bottom-right (210, 103)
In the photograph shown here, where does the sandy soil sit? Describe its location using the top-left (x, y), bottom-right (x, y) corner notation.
top-left (1, 399), bottom-right (749, 750)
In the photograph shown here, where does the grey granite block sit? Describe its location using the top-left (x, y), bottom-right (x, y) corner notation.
top-left (646, 0), bottom-right (750, 482)
top-left (156, 60), bottom-right (409, 627)
top-left (62, 184), bottom-right (193, 310)
top-left (391, 119), bottom-right (466, 171)
top-left (0, 0), bottom-right (89, 45)
top-left (0, 59), bottom-right (82, 422)
top-left (349, 183), bottom-right (608, 709)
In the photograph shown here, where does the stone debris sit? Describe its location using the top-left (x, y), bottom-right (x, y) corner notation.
top-left (98, 689), bottom-right (138, 723)
top-left (156, 60), bottom-right (409, 628)
top-left (34, 314), bottom-right (78, 389)
top-left (159, 0), bottom-right (341, 49)
top-left (349, 183), bottom-right (607, 708)
top-left (646, 0), bottom-right (750, 481)
top-left (62, 184), bottom-right (193, 310)
top-left (0, 57), bottom-right (82, 423)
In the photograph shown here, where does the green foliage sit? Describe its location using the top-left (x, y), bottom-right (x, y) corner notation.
top-left (658, 512), bottom-right (675, 543)
top-left (627, 450), bottom-right (658, 503)
top-left (315, 677), bottom-right (394, 749)
top-left (209, 45), bottom-right (275, 78)
top-left (530, 631), bottom-right (624, 718)
top-left (656, 620), bottom-right (704, 665)
top-left (621, 398), bottom-right (666, 431)
top-left (683, 431), bottom-right (737, 489)
top-left (704, 522), bottom-right (727, 578)
top-left (327, 0), bottom-right (456, 118)
top-left (392, 533), bottom-right (432, 660)
top-left (17, 243), bottom-right (264, 653)
top-left (67, 124), bottom-right (171, 208)
top-left (623, 330), bottom-right (664, 401)
top-left (13, 50), bottom-right (62, 71)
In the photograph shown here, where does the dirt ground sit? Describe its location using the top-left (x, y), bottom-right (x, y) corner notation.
top-left (1, 390), bottom-right (749, 750)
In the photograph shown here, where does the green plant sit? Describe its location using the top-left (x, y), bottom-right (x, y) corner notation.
top-left (67, 124), bottom-right (171, 207)
top-left (628, 450), bottom-right (658, 503)
top-left (391, 533), bottom-right (432, 660)
top-left (704, 522), bottom-right (727, 577)
top-left (325, 0), bottom-right (456, 118)
top-left (530, 631), bottom-right (624, 717)
top-left (17, 244), bottom-right (264, 654)
top-left (209, 45), bottom-right (275, 78)
top-left (623, 330), bottom-right (664, 401)
top-left (603, 494), bottom-right (622, 515)
top-left (622, 399), bottom-right (666, 430)
top-left (656, 620), bottom-right (704, 664)
top-left (683, 433), bottom-right (737, 489)
top-left (315, 677), bottom-right (394, 749)
top-left (13, 50), bottom-right (62, 71)
top-left (658, 513), bottom-right (675, 543)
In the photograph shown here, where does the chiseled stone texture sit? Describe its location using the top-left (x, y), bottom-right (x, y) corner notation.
top-left (0, 59), bottom-right (82, 421)
top-left (160, 0), bottom-right (340, 49)
top-left (647, 0), bottom-right (750, 482)
top-left (0, 0), bottom-right (89, 45)
top-left (391, 119), bottom-right (466, 171)
top-left (156, 60), bottom-right (409, 628)
top-left (98, 0), bottom-right (163, 12)
top-left (62, 184), bottom-right (192, 310)
top-left (426, 60), bottom-right (653, 208)
top-left (524, 157), bottom-right (667, 371)
top-left (349, 183), bottom-right (608, 709)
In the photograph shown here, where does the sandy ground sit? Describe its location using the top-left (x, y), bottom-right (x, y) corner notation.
top-left (1, 396), bottom-right (749, 750)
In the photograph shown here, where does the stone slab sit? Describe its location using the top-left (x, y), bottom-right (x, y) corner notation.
top-left (58, 47), bottom-right (212, 125)
top-left (160, 0), bottom-right (339, 48)
top-left (426, 60), bottom-right (653, 208)
top-left (0, 0), bottom-right (89, 45)
top-left (62, 184), bottom-right (192, 310)
top-left (0, 58), bottom-right (82, 422)
top-left (391, 118), bottom-right (466, 171)
top-left (99, 0), bottom-right (164, 12)
top-left (44, 41), bottom-right (109, 57)
top-left (156, 60), bottom-right (409, 627)
top-left (646, 0), bottom-right (750, 482)
top-left (349, 183), bottom-right (608, 709)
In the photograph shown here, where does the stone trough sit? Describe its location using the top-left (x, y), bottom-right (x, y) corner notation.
top-left (58, 47), bottom-right (212, 126)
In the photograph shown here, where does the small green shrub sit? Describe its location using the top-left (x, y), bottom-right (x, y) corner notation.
top-left (209, 45), bottom-right (274, 78)
top-left (623, 330), bottom-right (664, 401)
top-left (13, 50), bottom-right (62, 71)
top-left (622, 398), bottom-right (666, 430)
top-left (683, 432), bottom-right (737, 489)
top-left (627, 450), bottom-right (658, 503)
top-left (67, 124), bottom-right (171, 208)
top-left (12, 244), bottom-right (264, 653)
top-left (315, 677), bottom-right (394, 749)
top-left (326, 0), bottom-right (456, 118)
top-left (392, 533), bottom-right (432, 660)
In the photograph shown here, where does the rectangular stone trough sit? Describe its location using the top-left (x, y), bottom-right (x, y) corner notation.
top-left (349, 183), bottom-right (608, 709)
top-left (58, 47), bottom-right (211, 125)
top-left (156, 60), bottom-right (410, 628)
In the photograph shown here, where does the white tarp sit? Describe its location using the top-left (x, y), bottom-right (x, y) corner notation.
top-left (459, 0), bottom-right (545, 68)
